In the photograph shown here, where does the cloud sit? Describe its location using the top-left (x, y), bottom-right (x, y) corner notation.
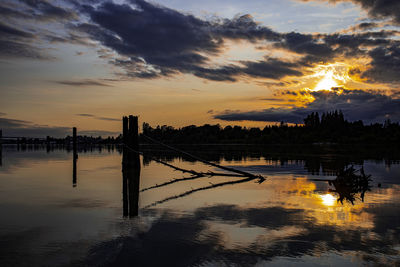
top-left (0, 21), bottom-right (34, 38)
top-left (0, 1), bottom-right (82, 60)
top-left (0, 117), bottom-right (70, 137)
top-left (214, 88), bottom-right (400, 124)
top-left (72, 1), bottom-right (304, 81)
top-left (76, 113), bottom-right (95, 117)
top-left (54, 79), bottom-right (112, 87)
top-left (0, 21), bottom-right (51, 60)
top-left (0, 0), bottom-right (399, 84)
top-left (301, 0), bottom-right (400, 24)
top-left (70, 0), bottom-right (400, 83)
top-left (362, 45), bottom-right (400, 83)
top-left (96, 117), bottom-right (120, 122)
top-left (75, 113), bottom-right (120, 122)
top-left (0, 116), bottom-right (118, 137)
top-left (18, 0), bottom-right (78, 22)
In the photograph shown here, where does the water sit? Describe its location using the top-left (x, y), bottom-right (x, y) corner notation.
top-left (0, 144), bottom-right (399, 266)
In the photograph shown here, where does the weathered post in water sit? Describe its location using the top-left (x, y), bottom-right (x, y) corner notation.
top-left (72, 127), bottom-right (78, 187)
top-left (73, 127), bottom-right (77, 155)
top-left (0, 129), bottom-right (2, 167)
top-left (122, 115), bottom-right (141, 217)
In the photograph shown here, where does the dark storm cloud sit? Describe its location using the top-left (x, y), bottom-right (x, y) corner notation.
top-left (362, 45), bottom-right (400, 83)
top-left (73, 0), bottom-right (302, 81)
top-left (54, 79), bottom-right (112, 87)
top-left (280, 32), bottom-right (334, 62)
top-left (75, 0), bottom-right (220, 77)
top-left (215, 89), bottom-right (400, 123)
top-left (349, 0), bottom-right (400, 24)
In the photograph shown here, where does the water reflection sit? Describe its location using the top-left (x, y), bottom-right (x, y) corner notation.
top-left (0, 145), bottom-right (399, 266)
top-left (312, 166), bottom-right (373, 205)
top-left (329, 166), bottom-right (372, 204)
top-left (72, 150), bottom-right (78, 188)
top-left (122, 147), bottom-right (140, 217)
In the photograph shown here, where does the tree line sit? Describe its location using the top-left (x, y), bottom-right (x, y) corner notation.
top-left (141, 110), bottom-right (400, 144)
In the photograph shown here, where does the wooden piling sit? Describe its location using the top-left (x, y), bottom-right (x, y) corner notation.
top-left (73, 154), bottom-right (77, 187)
top-left (128, 115), bottom-right (139, 149)
top-left (73, 127), bottom-right (77, 155)
top-left (0, 129), bottom-right (2, 167)
top-left (72, 127), bottom-right (78, 187)
top-left (123, 116), bottom-right (128, 145)
top-left (122, 115), bottom-right (141, 217)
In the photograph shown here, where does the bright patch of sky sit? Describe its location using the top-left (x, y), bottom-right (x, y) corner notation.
top-left (155, 0), bottom-right (363, 33)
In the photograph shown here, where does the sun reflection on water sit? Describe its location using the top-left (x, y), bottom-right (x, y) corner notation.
top-left (320, 193), bottom-right (336, 206)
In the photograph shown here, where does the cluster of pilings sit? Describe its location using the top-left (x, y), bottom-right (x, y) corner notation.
top-left (122, 115), bottom-right (141, 217)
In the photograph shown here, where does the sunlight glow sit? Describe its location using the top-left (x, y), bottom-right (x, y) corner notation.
top-left (320, 193), bottom-right (336, 206)
top-left (312, 63), bottom-right (350, 91)
top-left (314, 70), bottom-right (339, 91)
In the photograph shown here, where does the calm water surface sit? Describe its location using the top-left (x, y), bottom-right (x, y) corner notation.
top-left (0, 145), bottom-right (399, 266)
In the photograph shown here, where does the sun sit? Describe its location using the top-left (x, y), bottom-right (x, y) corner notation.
top-left (314, 70), bottom-right (339, 91)
top-left (311, 63), bottom-right (350, 91)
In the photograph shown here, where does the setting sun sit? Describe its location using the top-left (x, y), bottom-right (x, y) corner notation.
top-left (320, 193), bottom-right (336, 206)
top-left (314, 70), bottom-right (339, 91)
top-left (312, 63), bottom-right (350, 91)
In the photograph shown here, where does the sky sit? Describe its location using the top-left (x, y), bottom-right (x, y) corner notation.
top-left (0, 0), bottom-right (400, 137)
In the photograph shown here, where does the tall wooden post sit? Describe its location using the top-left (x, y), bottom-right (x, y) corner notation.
top-left (122, 116), bottom-right (129, 215)
top-left (122, 115), bottom-right (140, 217)
top-left (73, 127), bottom-right (77, 155)
top-left (0, 129), bottom-right (2, 167)
top-left (123, 116), bottom-right (128, 145)
top-left (72, 127), bottom-right (78, 187)
top-left (128, 115), bottom-right (138, 149)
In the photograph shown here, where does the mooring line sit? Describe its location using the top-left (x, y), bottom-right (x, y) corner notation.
top-left (141, 134), bottom-right (265, 180)
top-left (143, 175), bottom-right (264, 209)
top-left (123, 144), bottom-right (248, 178)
